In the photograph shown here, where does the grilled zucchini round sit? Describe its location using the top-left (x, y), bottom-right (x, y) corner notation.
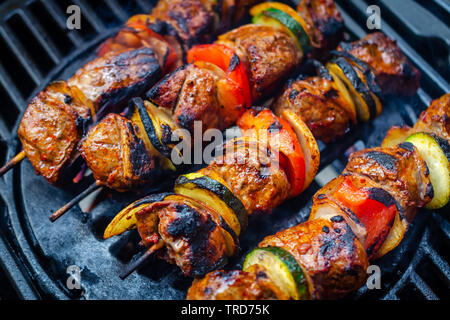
top-left (405, 132), bottom-right (450, 209)
top-left (243, 246), bottom-right (310, 300)
top-left (174, 171), bottom-right (248, 235)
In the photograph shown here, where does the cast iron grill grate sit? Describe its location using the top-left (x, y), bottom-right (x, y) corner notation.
top-left (0, 0), bottom-right (448, 300)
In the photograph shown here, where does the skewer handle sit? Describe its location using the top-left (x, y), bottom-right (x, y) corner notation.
top-left (49, 183), bottom-right (101, 222)
top-left (120, 241), bottom-right (164, 280)
top-left (0, 151), bottom-right (26, 177)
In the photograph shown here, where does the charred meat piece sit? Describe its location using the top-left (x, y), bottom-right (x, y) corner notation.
top-left (187, 265), bottom-right (288, 300)
top-left (414, 93), bottom-right (450, 141)
top-left (258, 217), bottom-right (369, 299)
top-left (296, 0), bottom-right (344, 58)
top-left (151, 0), bottom-right (215, 48)
top-left (272, 76), bottom-right (352, 142)
top-left (79, 113), bottom-right (156, 191)
top-left (18, 81), bottom-right (94, 185)
top-left (69, 47), bottom-right (161, 117)
top-left (205, 137), bottom-right (291, 215)
top-left (338, 32), bottom-right (420, 96)
top-left (149, 63), bottom-right (235, 133)
top-left (344, 143), bottom-right (433, 221)
top-left (219, 25), bottom-right (302, 99)
top-left (135, 195), bottom-right (229, 277)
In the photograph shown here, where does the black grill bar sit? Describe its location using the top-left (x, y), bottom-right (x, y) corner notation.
top-left (72, 0), bottom-right (107, 33)
top-left (104, 0), bottom-right (132, 23)
top-left (0, 22), bottom-right (42, 85)
top-left (40, 0), bottom-right (84, 47)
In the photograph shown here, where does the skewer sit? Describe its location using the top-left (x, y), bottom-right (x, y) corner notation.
top-left (0, 151), bottom-right (26, 178)
top-left (120, 240), bottom-right (165, 280)
top-left (49, 182), bottom-right (102, 222)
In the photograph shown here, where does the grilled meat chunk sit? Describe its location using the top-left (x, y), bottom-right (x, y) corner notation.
top-left (187, 265), bottom-right (288, 300)
top-left (272, 76), bottom-right (352, 142)
top-left (18, 81), bottom-right (94, 185)
top-left (219, 25), bottom-right (302, 99)
top-left (151, 0), bottom-right (215, 48)
top-left (338, 32), bottom-right (420, 96)
top-left (344, 143), bottom-right (433, 221)
top-left (259, 217), bottom-right (369, 299)
top-left (69, 47), bottom-right (161, 117)
top-left (414, 93), bottom-right (450, 141)
top-left (296, 0), bottom-right (344, 58)
top-left (135, 195), bottom-right (229, 277)
top-left (148, 63), bottom-right (238, 133)
top-left (205, 137), bottom-right (291, 215)
top-left (79, 113), bottom-right (156, 191)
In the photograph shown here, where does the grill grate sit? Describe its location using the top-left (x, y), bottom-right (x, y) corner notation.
top-left (0, 0), bottom-right (449, 300)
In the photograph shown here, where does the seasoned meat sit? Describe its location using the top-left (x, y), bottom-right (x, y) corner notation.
top-left (151, 0), bottom-right (215, 48)
top-left (135, 195), bottom-right (229, 277)
top-left (338, 32), bottom-right (420, 96)
top-left (219, 25), bottom-right (302, 99)
top-left (149, 63), bottom-right (230, 133)
top-left (98, 15), bottom-right (183, 73)
top-left (79, 113), bottom-right (156, 191)
top-left (68, 47), bottom-right (161, 116)
top-left (296, 0), bottom-right (344, 58)
top-left (272, 76), bottom-right (352, 142)
top-left (259, 217), bottom-right (369, 299)
top-left (18, 81), bottom-right (94, 185)
top-left (187, 265), bottom-right (289, 300)
top-left (205, 137), bottom-right (291, 215)
top-left (413, 93), bottom-right (450, 141)
top-left (344, 143), bottom-right (433, 221)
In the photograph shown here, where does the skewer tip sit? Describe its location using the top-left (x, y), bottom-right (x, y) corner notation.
top-left (49, 183), bottom-right (101, 222)
top-left (0, 151), bottom-right (26, 178)
top-left (119, 241), bottom-right (164, 280)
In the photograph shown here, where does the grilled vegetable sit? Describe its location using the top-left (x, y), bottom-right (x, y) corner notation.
top-left (237, 108), bottom-right (306, 197)
top-left (251, 2), bottom-right (311, 55)
top-left (174, 171), bottom-right (248, 235)
top-left (134, 98), bottom-right (186, 164)
top-left (275, 109), bottom-right (320, 191)
top-left (326, 57), bottom-right (376, 122)
top-left (243, 246), bottom-right (310, 300)
top-left (104, 193), bottom-right (173, 239)
top-left (332, 176), bottom-right (398, 257)
top-left (187, 43), bottom-right (252, 110)
top-left (405, 132), bottom-right (450, 209)
top-left (381, 126), bottom-right (412, 148)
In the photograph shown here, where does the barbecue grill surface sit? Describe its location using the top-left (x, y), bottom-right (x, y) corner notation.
top-left (0, 0), bottom-right (449, 300)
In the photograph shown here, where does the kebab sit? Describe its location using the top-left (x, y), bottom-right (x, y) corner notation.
top-left (103, 25), bottom-right (420, 279)
top-left (186, 93), bottom-right (449, 300)
top-left (49, 0), bottom-right (346, 221)
top-left (0, 0), bottom-right (258, 185)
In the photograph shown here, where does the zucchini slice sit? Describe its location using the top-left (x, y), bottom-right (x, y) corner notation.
top-left (405, 132), bottom-right (450, 209)
top-left (243, 246), bottom-right (310, 300)
top-left (133, 98), bottom-right (186, 165)
top-left (104, 193), bottom-right (173, 239)
top-left (252, 7), bottom-right (311, 56)
top-left (174, 171), bottom-right (248, 235)
top-left (326, 58), bottom-right (377, 122)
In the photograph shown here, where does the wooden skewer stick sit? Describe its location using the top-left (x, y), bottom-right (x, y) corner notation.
top-left (49, 182), bottom-right (101, 222)
top-left (0, 151), bottom-right (26, 177)
top-left (120, 240), bottom-right (165, 280)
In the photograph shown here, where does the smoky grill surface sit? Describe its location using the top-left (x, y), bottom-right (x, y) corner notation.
top-left (0, 0), bottom-right (449, 300)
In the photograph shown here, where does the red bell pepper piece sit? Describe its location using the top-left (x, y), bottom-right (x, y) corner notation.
top-left (237, 109), bottom-right (306, 197)
top-left (333, 177), bottom-right (397, 257)
top-left (187, 44), bottom-right (252, 109)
